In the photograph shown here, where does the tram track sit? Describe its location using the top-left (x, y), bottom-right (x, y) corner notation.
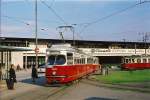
top-left (45, 78), bottom-right (100, 100)
top-left (47, 82), bottom-right (81, 100)
top-left (1, 77), bottom-right (94, 100)
top-left (1, 83), bottom-right (71, 100)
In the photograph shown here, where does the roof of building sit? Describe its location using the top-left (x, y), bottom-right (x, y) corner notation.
top-left (1, 37), bottom-right (149, 45)
top-left (0, 45), bottom-right (33, 51)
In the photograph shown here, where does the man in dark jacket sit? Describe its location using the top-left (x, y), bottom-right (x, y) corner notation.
top-left (8, 64), bottom-right (16, 89)
top-left (9, 64), bottom-right (16, 82)
top-left (32, 66), bottom-right (38, 82)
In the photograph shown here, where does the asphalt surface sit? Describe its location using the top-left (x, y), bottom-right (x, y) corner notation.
top-left (1, 70), bottom-right (150, 100)
top-left (53, 81), bottom-right (150, 100)
top-left (0, 70), bottom-right (66, 100)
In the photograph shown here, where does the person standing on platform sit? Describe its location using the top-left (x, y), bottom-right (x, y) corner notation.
top-left (32, 66), bottom-right (38, 82)
top-left (7, 64), bottom-right (17, 89)
top-left (9, 64), bottom-right (17, 82)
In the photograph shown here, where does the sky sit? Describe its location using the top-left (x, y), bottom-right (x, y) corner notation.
top-left (1, 0), bottom-right (150, 42)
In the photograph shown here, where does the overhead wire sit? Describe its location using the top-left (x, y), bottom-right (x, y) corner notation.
top-left (25, 0), bottom-right (80, 40)
top-left (2, 15), bottom-right (30, 25)
top-left (2, 14), bottom-right (63, 26)
top-left (78, 0), bottom-right (150, 35)
top-left (40, 0), bottom-right (68, 25)
top-left (50, 0), bottom-right (55, 7)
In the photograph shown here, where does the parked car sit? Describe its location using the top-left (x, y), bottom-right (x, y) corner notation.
top-left (111, 65), bottom-right (121, 70)
top-left (37, 64), bottom-right (46, 73)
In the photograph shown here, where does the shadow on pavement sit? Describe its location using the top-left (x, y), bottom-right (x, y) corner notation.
top-left (20, 75), bottom-right (46, 87)
top-left (85, 97), bottom-right (118, 100)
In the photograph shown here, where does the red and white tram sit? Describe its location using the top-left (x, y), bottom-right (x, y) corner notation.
top-left (121, 55), bottom-right (150, 70)
top-left (45, 44), bottom-right (100, 84)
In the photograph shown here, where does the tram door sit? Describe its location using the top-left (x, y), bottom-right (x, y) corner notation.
top-left (0, 51), bottom-right (11, 80)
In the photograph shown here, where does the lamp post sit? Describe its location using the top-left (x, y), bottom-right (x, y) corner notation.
top-left (143, 33), bottom-right (149, 55)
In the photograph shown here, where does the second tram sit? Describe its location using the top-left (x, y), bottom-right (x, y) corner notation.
top-left (121, 55), bottom-right (150, 70)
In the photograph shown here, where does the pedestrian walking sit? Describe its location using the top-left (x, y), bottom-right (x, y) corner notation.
top-left (16, 64), bottom-right (21, 71)
top-left (32, 66), bottom-right (38, 82)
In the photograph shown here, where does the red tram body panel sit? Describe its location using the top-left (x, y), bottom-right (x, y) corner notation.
top-left (121, 55), bottom-right (150, 70)
top-left (45, 44), bottom-right (100, 84)
top-left (122, 63), bottom-right (150, 70)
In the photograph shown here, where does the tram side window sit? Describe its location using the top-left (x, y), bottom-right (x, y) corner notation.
top-left (81, 58), bottom-right (85, 64)
top-left (125, 59), bottom-right (129, 63)
top-left (132, 59), bottom-right (135, 63)
top-left (128, 59), bottom-right (131, 63)
top-left (81, 58), bottom-right (83, 64)
top-left (148, 59), bottom-right (150, 63)
top-left (137, 59), bottom-right (141, 63)
top-left (94, 59), bottom-right (96, 64)
top-left (87, 58), bottom-right (93, 64)
top-left (93, 59), bottom-right (97, 64)
top-left (125, 59), bottom-right (132, 63)
top-left (87, 58), bottom-right (90, 64)
top-left (143, 59), bottom-right (147, 63)
top-left (77, 59), bottom-right (80, 64)
top-left (67, 53), bottom-right (73, 65)
top-left (74, 58), bottom-right (77, 64)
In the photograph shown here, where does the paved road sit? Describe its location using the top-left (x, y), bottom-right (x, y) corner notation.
top-left (52, 81), bottom-right (150, 100)
top-left (0, 71), bottom-right (65, 100)
top-left (1, 70), bottom-right (150, 100)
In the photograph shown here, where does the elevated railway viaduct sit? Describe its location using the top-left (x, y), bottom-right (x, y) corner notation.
top-left (0, 37), bottom-right (150, 78)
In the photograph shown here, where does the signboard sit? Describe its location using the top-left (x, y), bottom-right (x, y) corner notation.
top-left (35, 47), bottom-right (39, 53)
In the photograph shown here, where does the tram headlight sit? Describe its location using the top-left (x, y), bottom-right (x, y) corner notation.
top-left (52, 71), bottom-right (56, 75)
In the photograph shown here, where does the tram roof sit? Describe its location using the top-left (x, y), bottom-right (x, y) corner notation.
top-left (46, 43), bottom-right (75, 52)
top-left (0, 45), bottom-right (33, 51)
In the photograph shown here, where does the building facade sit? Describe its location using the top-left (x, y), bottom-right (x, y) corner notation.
top-left (0, 37), bottom-right (150, 80)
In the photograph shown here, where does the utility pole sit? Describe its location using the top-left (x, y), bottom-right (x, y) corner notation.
top-left (135, 43), bottom-right (137, 54)
top-left (0, 0), bottom-right (1, 38)
top-left (140, 32), bottom-right (150, 55)
top-left (0, 0), bottom-right (2, 81)
top-left (35, 0), bottom-right (38, 69)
